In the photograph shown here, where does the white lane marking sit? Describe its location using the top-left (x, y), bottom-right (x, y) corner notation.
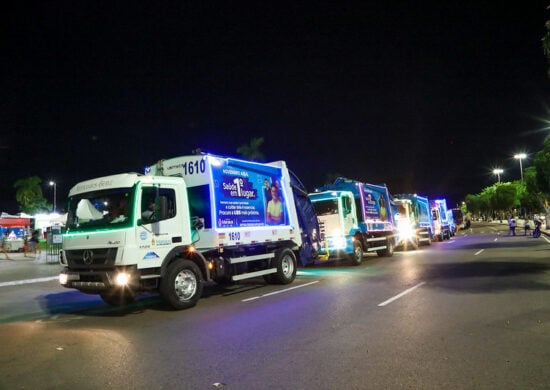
top-left (242, 280), bottom-right (319, 302)
top-left (475, 249), bottom-right (484, 256)
top-left (0, 276), bottom-right (58, 288)
top-left (543, 236), bottom-right (550, 244)
top-left (378, 282), bottom-right (426, 307)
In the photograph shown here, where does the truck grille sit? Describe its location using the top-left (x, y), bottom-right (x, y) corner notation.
top-left (65, 248), bottom-right (117, 269)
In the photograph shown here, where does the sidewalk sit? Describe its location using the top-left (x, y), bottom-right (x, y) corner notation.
top-left (0, 250), bottom-right (62, 283)
top-left (1, 249), bottom-right (59, 264)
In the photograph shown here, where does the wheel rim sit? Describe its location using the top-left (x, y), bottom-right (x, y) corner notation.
top-left (174, 269), bottom-right (197, 301)
top-left (281, 254), bottom-right (294, 277)
top-left (354, 245), bottom-right (362, 260)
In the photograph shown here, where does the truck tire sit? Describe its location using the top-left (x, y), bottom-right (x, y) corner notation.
top-left (100, 289), bottom-right (136, 307)
top-left (349, 241), bottom-right (363, 266)
top-left (272, 248), bottom-right (297, 285)
top-left (160, 259), bottom-right (203, 310)
top-left (377, 238), bottom-right (394, 257)
top-left (412, 236), bottom-right (419, 249)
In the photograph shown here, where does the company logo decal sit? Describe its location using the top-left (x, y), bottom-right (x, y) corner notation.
top-left (82, 250), bottom-right (94, 265)
top-left (143, 252), bottom-right (160, 260)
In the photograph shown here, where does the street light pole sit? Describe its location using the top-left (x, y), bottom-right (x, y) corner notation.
top-left (49, 181), bottom-right (56, 213)
top-left (493, 168), bottom-right (503, 183)
top-left (514, 153), bottom-right (527, 181)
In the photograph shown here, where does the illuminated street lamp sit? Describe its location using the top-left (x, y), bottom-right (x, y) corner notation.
top-left (493, 168), bottom-right (503, 183)
top-left (514, 153), bottom-right (527, 181)
top-left (49, 181), bottom-right (56, 213)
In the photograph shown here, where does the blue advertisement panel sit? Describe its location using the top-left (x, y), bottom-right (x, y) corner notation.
top-left (211, 159), bottom-right (288, 228)
top-left (361, 185), bottom-right (390, 222)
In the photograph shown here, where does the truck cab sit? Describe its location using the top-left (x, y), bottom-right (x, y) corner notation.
top-left (309, 190), bottom-right (357, 259)
top-left (430, 198), bottom-right (451, 241)
top-left (392, 193), bottom-right (433, 246)
top-left (392, 197), bottom-right (418, 248)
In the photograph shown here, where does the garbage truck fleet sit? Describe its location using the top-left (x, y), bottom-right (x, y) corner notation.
top-left (59, 153), bottom-right (454, 310)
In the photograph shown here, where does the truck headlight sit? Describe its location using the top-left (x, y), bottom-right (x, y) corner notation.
top-left (59, 273), bottom-right (68, 285)
top-left (329, 229), bottom-right (347, 249)
top-left (398, 224), bottom-right (414, 240)
top-left (115, 272), bottom-right (131, 286)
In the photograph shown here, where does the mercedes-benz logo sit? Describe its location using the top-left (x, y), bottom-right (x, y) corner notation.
top-left (82, 250), bottom-right (94, 265)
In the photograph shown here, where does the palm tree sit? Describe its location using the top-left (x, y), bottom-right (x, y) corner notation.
top-left (13, 176), bottom-right (50, 214)
top-left (237, 137), bottom-right (265, 161)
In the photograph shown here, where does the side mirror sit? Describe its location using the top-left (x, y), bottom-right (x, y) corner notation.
top-left (191, 216), bottom-right (204, 230)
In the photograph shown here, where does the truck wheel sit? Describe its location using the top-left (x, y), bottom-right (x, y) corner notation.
top-left (349, 241), bottom-right (363, 265)
top-left (100, 289), bottom-right (136, 307)
top-left (409, 237), bottom-right (419, 250)
top-left (272, 248), bottom-right (297, 284)
top-left (160, 259), bottom-right (203, 310)
top-left (378, 238), bottom-right (394, 257)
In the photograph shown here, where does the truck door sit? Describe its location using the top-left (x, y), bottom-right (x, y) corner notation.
top-left (136, 185), bottom-right (186, 263)
top-left (341, 193), bottom-right (356, 234)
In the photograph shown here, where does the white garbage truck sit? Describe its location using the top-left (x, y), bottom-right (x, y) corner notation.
top-left (308, 178), bottom-right (397, 265)
top-left (59, 154), bottom-right (323, 310)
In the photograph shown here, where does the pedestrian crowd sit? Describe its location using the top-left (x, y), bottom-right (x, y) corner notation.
top-left (1, 229), bottom-right (42, 260)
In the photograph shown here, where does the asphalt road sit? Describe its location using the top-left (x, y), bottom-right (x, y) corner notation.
top-left (0, 222), bottom-right (549, 389)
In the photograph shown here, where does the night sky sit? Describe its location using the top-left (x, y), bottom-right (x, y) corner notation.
top-left (3, 2), bottom-right (550, 213)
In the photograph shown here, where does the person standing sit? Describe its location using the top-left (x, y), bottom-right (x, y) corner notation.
top-left (1, 233), bottom-right (11, 260)
top-left (524, 220), bottom-right (531, 236)
top-left (29, 229), bottom-right (41, 255)
top-left (508, 217), bottom-right (516, 236)
top-left (23, 236), bottom-right (30, 257)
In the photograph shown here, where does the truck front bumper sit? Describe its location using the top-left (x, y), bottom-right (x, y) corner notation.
top-left (59, 266), bottom-right (139, 292)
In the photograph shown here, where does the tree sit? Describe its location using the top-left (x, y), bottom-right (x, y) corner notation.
top-left (13, 176), bottom-right (50, 214)
top-left (465, 193), bottom-right (482, 215)
top-left (534, 137), bottom-right (550, 193)
top-left (494, 183), bottom-right (519, 213)
top-left (519, 167), bottom-right (542, 215)
top-left (237, 137), bottom-right (265, 161)
top-left (543, 6), bottom-right (550, 78)
top-left (531, 137), bottom-right (550, 216)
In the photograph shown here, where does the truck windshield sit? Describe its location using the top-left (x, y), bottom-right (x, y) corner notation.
top-left (66, 187), bottom-right (135, 232)
top-left (312, 199), bottom-right (339, 216)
